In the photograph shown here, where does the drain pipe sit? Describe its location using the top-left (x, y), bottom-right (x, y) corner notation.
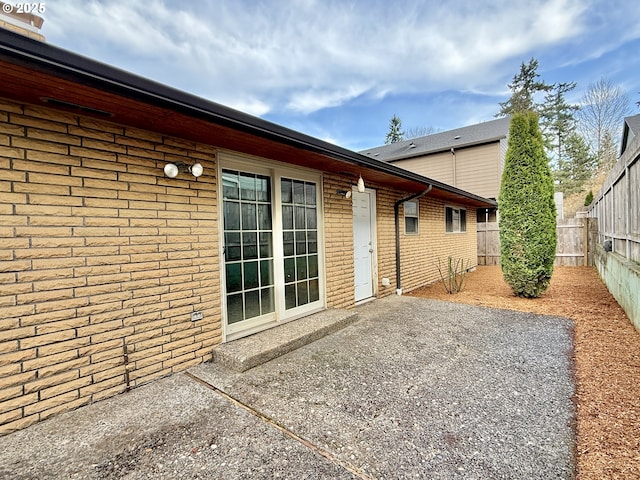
top-left (394, 185), bottom-right (432, 295)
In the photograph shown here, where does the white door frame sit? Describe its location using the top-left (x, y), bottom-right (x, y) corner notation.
top-left (352, 188), bottom-right (378, 302)
top-left (217, 151), bottom-right (326, 342)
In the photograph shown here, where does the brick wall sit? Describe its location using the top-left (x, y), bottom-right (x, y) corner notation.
top-left (322, 174), bottom-right (355, 308)
top-left (0, 98), bottom-right (220, 434)
top-left (374, 186), bottom-right (477, 296)
top-left (375, 186), bottom-right (399, 296)
top-left (0, 96), bottom-right (479, 435)
top-left (321, 178), bottom-right (477, 303)
top-left (398, 196), bottom-right (477, 293)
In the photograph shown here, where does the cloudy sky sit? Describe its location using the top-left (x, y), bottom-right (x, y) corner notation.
top-left (37, 0), bottom-right (640, 150)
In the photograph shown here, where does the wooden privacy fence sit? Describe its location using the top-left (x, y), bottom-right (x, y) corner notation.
top-left (477, 222), bottom-right (500, 266)
top-left (588, 133), bottom-right (640, 263)
top-left (478, 217), bottom-right (597, 266)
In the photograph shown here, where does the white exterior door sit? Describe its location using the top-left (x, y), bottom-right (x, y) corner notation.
top-left (352, 190), bottom-right (376, 302)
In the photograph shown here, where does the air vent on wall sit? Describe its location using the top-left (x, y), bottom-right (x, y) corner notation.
top-left (41, 97), bottom-right (114, 117)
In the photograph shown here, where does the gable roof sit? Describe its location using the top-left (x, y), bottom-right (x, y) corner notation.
top-left (620, 114), bottom-right (640, 156)
top-left (360, 116), bottom-right (511, 162)
top-left (0, 29), bottom-right (495, 208)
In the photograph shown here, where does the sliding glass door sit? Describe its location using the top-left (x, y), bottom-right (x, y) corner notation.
top-left (221, 157), bottom-right (323, 340)
top-left (281, 178), bottom-right (320, 310)
top-left (222, 170), bottom-right (275, 335)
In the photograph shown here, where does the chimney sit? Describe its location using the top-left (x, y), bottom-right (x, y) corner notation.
top-left (0, 1), bottom-right (45, 41)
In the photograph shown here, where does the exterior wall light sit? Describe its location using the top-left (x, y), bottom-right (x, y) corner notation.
top-left (336, 189), bottom-right (352, 198)
top-left (190, 163), bottom-right (204, 177)
top-left (163, 162), bottom-right (204, 179)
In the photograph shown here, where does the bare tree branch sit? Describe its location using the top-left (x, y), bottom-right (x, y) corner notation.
top-left (577, 78), bottom-right (631, 165)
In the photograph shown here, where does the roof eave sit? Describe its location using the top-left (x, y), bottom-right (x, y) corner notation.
top-left (0, 29), bottom-right (496, 208)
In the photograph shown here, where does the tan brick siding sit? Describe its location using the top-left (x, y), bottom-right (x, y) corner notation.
top-left (322, 174), bottom-right (355, 308)
top-left (396, 197), bottom-right (477, 293)
top-left (322, 178), bottom-right (477, 303)
top-left (373, 187), bottom-right (398, 297)
top-left (0, 97), bottom-right (220, 434)
top-left (0, 96), bottom-right (479, 435)
top-left (374, 187), bottom-right (477, 297)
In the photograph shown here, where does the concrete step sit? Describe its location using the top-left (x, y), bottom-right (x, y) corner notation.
top-left (212, 309), bottom-right (359, 372)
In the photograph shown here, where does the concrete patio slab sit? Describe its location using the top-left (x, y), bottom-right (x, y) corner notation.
top-left (194, 296), bottom-right (576, 479)
top-left (0, 373), bottom-right (355, 480)
top-left (0, 296), bottom-right (575, 479)
top-left (212, 308), bottom-right (358, 372)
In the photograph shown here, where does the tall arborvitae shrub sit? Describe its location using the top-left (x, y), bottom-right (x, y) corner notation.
top-left (499, 112), bottom-right (557, 297)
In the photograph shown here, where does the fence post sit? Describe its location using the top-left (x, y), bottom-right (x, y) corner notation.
top-left (583, 218), bottom-right (588, 266)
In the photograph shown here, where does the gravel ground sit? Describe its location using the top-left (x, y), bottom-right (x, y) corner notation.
top-left (411, 266), bottom-right (640, 479)
top-left (0, 296), bottom-right (575, 479)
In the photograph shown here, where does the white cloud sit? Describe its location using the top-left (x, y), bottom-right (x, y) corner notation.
top-left (42, 0), bottom-right (639, 118)
top-left (317, 134), bottom-right (340, 145)
top-left (286, 84), bottom-right (372, 114)
top-left (224, 97), bottom-right (272, 117)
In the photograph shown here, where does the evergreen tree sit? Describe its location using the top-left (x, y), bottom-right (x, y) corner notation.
top-left (584, 190), bottom-right (594, 207)
top-left (496, 58), bottom-right (552, 116)
top-left (385, 115), bottom-right (405, 144)
top-left (499, 112), bottom-right (556, 298)
top-left (596, 130), bottom-right (618, 171)
top-left (553, 132), bottom-right (596, 195)
top-left (539, 82), bottom-right (579, 167)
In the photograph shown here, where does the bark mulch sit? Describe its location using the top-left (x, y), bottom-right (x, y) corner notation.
top-left (409, 266), bottom-right (640, 479)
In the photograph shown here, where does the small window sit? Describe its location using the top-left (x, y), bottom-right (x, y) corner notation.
top-left (404, 200), bottom-right (419, 234)
top-left (446, 206), bottom-right (466, 233)
top-left (477, 208), bottom-right (497, 223)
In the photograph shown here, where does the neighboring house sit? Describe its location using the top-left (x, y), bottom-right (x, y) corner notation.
top-left (0, 0), bottom-right (45, 41)
top-left (0, 29), bottom-right (495, 434)
top-left (360, 117), bottom-right (510, 223)
top-left (360, 117), bottom-right (517, 266)
top-left (620, 114), bottom-right (640, 157)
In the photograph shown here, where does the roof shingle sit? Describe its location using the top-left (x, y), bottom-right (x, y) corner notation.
top-left (360, 116), bottom-right (510, 162)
